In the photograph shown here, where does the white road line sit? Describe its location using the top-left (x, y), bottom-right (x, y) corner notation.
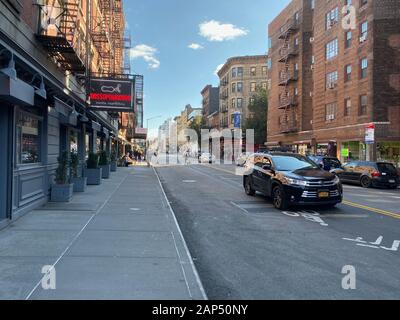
top-left (230, 202), bottom-right (249, 215)
top-left (153, 167), bottom-right (208, 301)
top-left (25, 172), bottom-right (130, 300)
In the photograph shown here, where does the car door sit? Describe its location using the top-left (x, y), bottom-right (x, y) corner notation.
top-left (340, 162), bottom-right (357, 181)
top-left (259, 156), bottom-right (274, 196)
top-left (252, 155), bottom-right (265, 192)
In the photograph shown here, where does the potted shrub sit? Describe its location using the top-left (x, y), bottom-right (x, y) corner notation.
top-left (85, 153), bottom-right (102, 185)
top-left (110, 152), bottom-right (117, 172)
top-left (98, 150), bottom-right (111, 179)
top-left (51, 151), bottom-right (74, 202)
top-left (70, 151), bottom-right (87, 192)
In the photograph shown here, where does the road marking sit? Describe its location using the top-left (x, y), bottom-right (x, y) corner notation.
top-left (343, 236), bottom-right (400, 252)
top-left (182, 180), bottom-right (197, 183)
top-left (202, 164), bottom-right (238, 176)
top-left (342, 201), bottom-right (400, 219)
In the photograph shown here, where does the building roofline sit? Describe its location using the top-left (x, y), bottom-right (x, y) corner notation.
top-left (217, 54), bottom-right (268, 78)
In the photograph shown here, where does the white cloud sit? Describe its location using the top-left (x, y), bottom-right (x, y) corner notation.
top-left (130, 44), bottom-right (160, 69)
top-left (199, 20), bottom-right (248, 42)
top-left (188, 43), bottom-right (204, 50)
top-left (214, 63), bottom-right (224, 76)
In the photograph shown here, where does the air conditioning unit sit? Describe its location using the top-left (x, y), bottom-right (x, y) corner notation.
top-left (360, 35), bottom-right (367, 43)
top-left (328, 82), bottom-right (336, 89)
top-left (310, 64), bottom-right (314, 70)
top-left (309, 37), bottom-right (315, 43)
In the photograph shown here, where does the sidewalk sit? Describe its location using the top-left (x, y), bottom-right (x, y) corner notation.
top-left (0, 166), bottom-right (206, 300)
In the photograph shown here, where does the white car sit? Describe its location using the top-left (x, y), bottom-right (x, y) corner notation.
top-left (236, 152), bottom-right (253, 167)
top-left (199, 153), bottom-right (216, 164)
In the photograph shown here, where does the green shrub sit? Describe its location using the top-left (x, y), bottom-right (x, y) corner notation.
top-left (87, 153), bottom-right (99, 169)
top-left (98, 150), bottom-right (110, 166)
top-left (110, 151), bottom-right (117, 162)
top-left (55, 151), bottom-right (69, 185)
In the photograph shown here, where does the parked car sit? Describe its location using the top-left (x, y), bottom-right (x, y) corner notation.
top-left (199, 153), bottom-right (216, 164)
top-left (243, 152), bottom-right (343, 210)
top-left (236, 152), bottom-right (253, 167)
top-left (307, 155), bottom-right (344, 175)
top-left (337, 161), bottom-right (400, 189)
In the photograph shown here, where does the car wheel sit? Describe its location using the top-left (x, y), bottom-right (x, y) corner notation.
top-left (360, 176), bottom-right (372, 188)
top-left (272, 185), bottom-right (289, 210)
top-left (244, 177), bottom-right (256, 196)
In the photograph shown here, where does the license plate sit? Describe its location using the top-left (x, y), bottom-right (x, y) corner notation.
top-left (318, 192), bottom-right (330, 198)
top-left (389, 180), bottom-right (396, 184)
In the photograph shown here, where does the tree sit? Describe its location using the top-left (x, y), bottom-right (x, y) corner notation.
top-left (243, 87), bottom-right (268, 145)
top-left (189, 115), bottom-right (206, 144)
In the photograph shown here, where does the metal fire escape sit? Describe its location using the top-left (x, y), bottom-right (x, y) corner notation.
top-left (277, 14), bottom-right (300, 134)
top-left (36, 0), bottom-right (85, 74)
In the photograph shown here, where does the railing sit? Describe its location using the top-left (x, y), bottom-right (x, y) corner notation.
top-left (220, 105), bottom-right (229, 113)
top-left (278, 71), bottom-right (299, 85)
top-left (278, 46), bottom-right (299, 62)
top-left (277, 15), bottom-right (301, 39)
top-left (219, 92), bottom-right (229, 100)
top-left (280, 121), bottom-right (298, 133)
top-left (279, 95), bottom-right (298, 109)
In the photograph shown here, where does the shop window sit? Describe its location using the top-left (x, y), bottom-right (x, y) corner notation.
top-left (16, 111), bottom-right (42, 165)
top-left (377, 142), bottom-right (400, 167)
top-left (85, 133), bottom-right (90, 159)
top-left (70, 130), bottom-right (78, 153)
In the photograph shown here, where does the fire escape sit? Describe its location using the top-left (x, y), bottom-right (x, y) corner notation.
top-left (277, 14), bottom-right (300, 134)
top-left (36, 0), bottom-right (85, 74)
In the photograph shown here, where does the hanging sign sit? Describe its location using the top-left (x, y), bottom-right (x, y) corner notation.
top-left (89, 78), bottom-right (134, 112)
top-left (365, 123), bottom-right (375, 144)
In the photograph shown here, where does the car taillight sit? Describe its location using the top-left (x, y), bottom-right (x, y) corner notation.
top-left (372, 171), bottom-right (381, 177)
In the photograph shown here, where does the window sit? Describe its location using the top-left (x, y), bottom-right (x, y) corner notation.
top-left (262, 82), bottom-right (268, 90)
top-left (237, 67), bottom-right (243, 77)
top-left (262, 66), bottom-right (268, 75)
top-left (232, 98), bottom-right (236, 108)
top-left (237, 98), bottom-right (243, 108)
top-left (250, 67), bottom-right (256, 76)
top-left (326, 38), bottom-right (338, 60)
top-left (326, 71), bottom-right (338, 89)
top-left (70, 130), bottom-right (78, 153)
top-left (360, 0), bottom-right (368, 8)
top-left (360, 58), bottom-right (368, 79)
top-left (359, 95), bottom-right (367, 115)
top-left (294, 37), bottom-right (299, 47)
top-left (232, 68), bottom-right (237, 78)
top-left (360, 21), bottom-right (368, 42)
top-left (267, 58), bottom-right (272, 70)
top-left (16, 111), bottom-right (42, 165)
top-left (311, 0), bottom-right (315, 10)
top-left (250, 98), bottom-right (255, 105)
top-left (344, 98), bottom-right (351, 116)
top-left (345, 31), bottom-right (352, 49)
top-left (345, 64), bottom-right (352, 82)
top-left (232, 83), bottom-right (236, 93)
top-left (325, 103), bottom-right (337, 121)
top-left (237, 82), bottom-right (243, 93)
top-left (345, 0), bottom-right (352, 5)
top-left (326, 7), bottom-right (339, 30)
top-left (250, 82), bottom-right (257, 92)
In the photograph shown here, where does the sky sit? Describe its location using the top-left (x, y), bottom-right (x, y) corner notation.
top-left (123, 0), bottom-right (291, 133)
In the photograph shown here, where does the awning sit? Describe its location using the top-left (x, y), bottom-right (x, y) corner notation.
top-left (54, 97), bottom-right (77, 126)
top-left (0, 72), bottom-right (34, 106)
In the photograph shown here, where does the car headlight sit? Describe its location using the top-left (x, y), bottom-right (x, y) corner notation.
top-left (284, 177), bottom-right (308, 186)
top-left (333, 176), bottom-right (340, 184)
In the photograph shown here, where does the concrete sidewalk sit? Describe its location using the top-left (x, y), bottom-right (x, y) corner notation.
top-left (0, 166), bottom-right (206, 300)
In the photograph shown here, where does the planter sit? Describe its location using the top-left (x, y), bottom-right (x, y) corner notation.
top-left (85, 168), bottom-right (103, 185)
top-left (100, 164), bottom-right (111, 179)
top-left (71, 177), bottom-right (87, 192)
top-left (51, 184), bottom-right (74, 202)
top-left (110, 161), bottom-right (117, 172)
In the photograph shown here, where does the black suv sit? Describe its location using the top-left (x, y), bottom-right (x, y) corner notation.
top-left (338, 161), bottom-right (399, 189)
top-left (243, 152), bottom-right (343, 210)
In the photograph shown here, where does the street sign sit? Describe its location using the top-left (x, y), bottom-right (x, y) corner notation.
top-left (365, 123), bottom-right (375, 144)
top-left (89, 78), bottom-right (134, 112)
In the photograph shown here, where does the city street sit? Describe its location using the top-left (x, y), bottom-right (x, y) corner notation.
top-left (156, 163), bottom-right (400, 300)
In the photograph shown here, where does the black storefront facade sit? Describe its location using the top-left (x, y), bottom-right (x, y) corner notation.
top-left (0, 35), bottom-right (120, 229)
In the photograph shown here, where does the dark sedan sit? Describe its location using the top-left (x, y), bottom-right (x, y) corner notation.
top-left (338, 161), bottom-right (400, 189)
top-left (243, 152), bottom-right (343, 210)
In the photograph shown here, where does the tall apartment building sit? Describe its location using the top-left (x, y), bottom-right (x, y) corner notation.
top-left (201, 85), bottom-right (220, 129)
top-left (0, 0), bottom-right (131, 226)
top-left (218, 55), bottom-right (269, 130)
top-left (267, 0), bottom-right (400, 165)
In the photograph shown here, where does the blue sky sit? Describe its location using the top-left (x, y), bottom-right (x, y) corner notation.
top-left (124, 0), bottom-right (291, 132)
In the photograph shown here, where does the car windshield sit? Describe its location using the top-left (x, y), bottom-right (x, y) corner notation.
top-left (324, 158), bottom-right (342, 168)
top-left (377, 163), bottom-right (397, 175)
top-left (272, 155), bottom-right (319, 171)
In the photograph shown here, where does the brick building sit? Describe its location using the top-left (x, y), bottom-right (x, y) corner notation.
top-left (218, 55), bottom-right (268, 129)
top-left (201, 85), bottom-right (220, 129)
top-left (267, 0), bottom-right (400, 165)
top-left (0, 0), bottom-right (134, 226)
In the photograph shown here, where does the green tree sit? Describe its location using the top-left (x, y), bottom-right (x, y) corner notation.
top-left (189, 115), bottom-right (206, 144)
top-left (243, 87), bottom-right (268, 145)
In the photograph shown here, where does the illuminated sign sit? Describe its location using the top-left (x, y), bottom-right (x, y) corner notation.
top-left (89, 78), bottom-right (134, 112)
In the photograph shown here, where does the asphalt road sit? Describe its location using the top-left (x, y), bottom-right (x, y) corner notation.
top-left (155, 163), bottom-right (400, 300)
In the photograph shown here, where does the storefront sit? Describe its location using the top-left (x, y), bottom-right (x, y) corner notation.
top-left (377, 142), bottom-right (400, 167)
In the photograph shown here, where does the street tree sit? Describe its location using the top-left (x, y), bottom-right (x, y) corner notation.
top-left (243, 87), bottom-right (268, 145)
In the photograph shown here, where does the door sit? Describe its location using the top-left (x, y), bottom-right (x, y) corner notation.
top-left (0, 105), bottom-right (13, 220)
top-left (340, 162), bottom-right (357, 181)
